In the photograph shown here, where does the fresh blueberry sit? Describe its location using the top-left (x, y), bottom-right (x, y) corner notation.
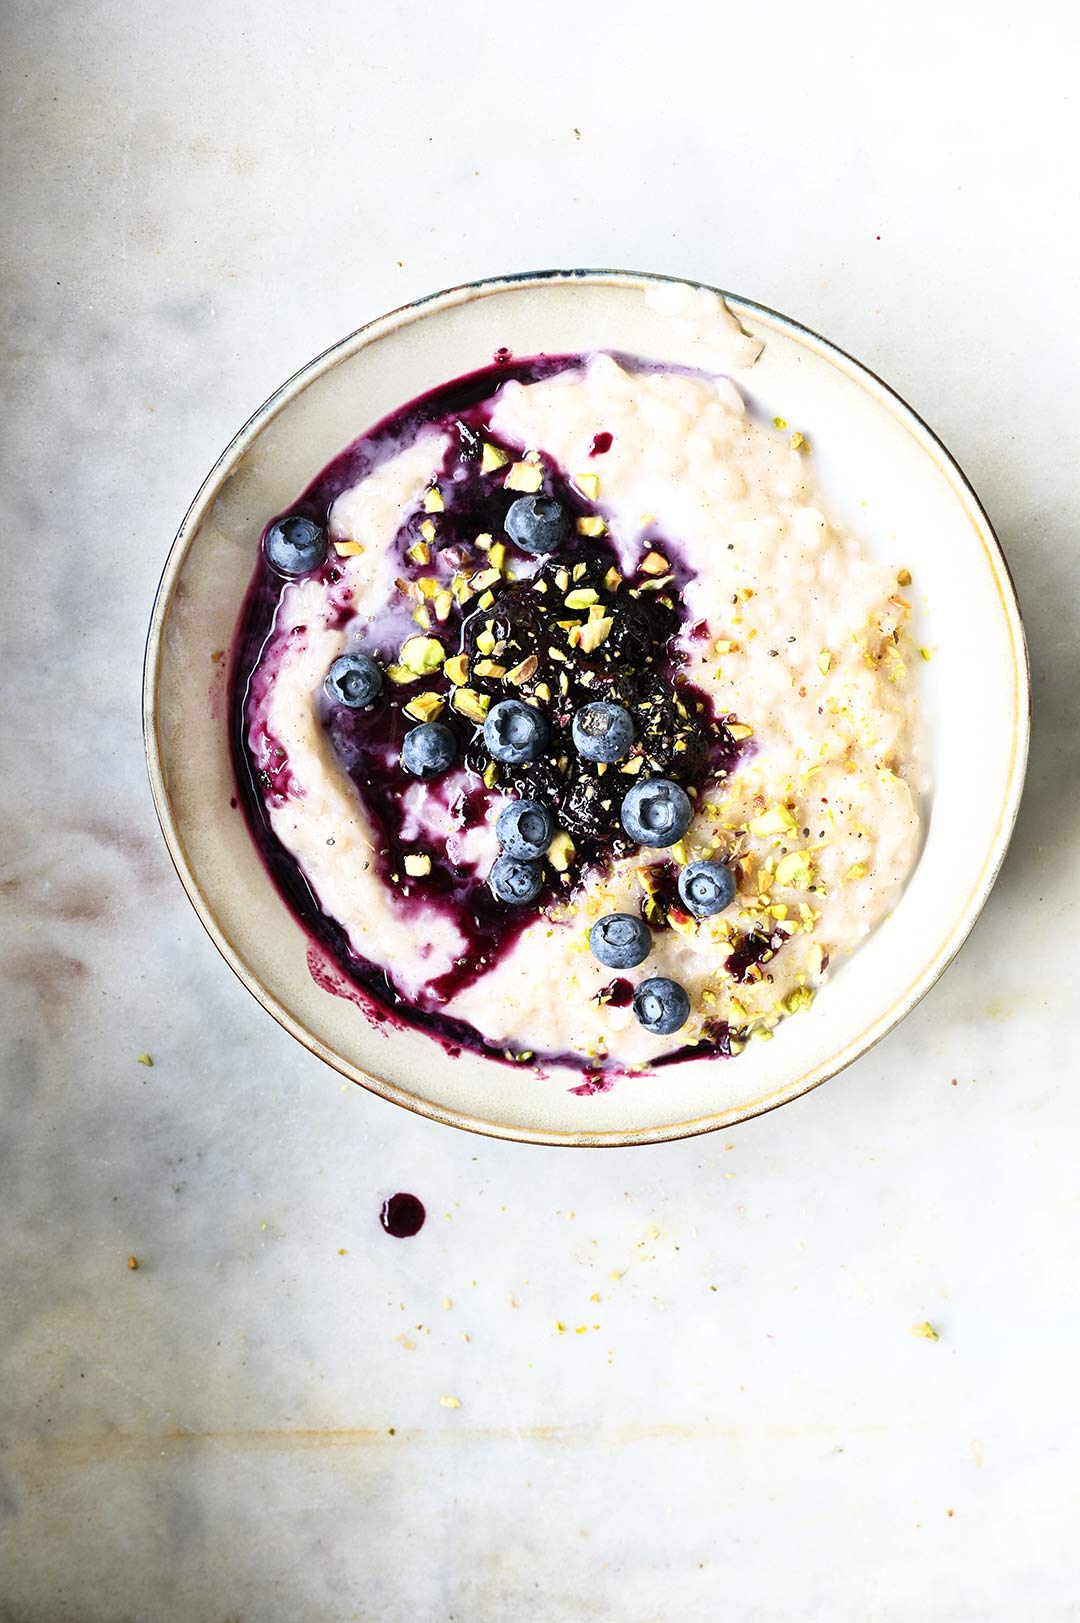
top-left (620, 778), bottom-right (692, 847)
top-left (488, 854), bottom-right (543, 905)
top-left (401, 722), bottom-right (457, 779)
top-left (324, 652), bottom-right (382, 709)
top-left (264, 514), bottom-right (327, 576)
top-left (483, 699), bottom-right (549, 765)
top-left (632, 976), bottom-right (691, 1036)
top-left (496, 799), bottom-right (555, 861)
top-left (504, 495), bottom-right (572, 556)
top-left (572, 701), bottom-right (634, 764)
top-left (678, 859), bottom-right (736, 918)
top-left (589, 913), bottom-right (652, 970)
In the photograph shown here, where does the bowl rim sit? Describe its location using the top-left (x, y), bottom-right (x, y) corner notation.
top-left (143, 267), bottom-right (1031, 1148)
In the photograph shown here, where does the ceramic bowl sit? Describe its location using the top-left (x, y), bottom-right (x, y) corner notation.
top-left (143, 270), bottom-right (1029, 1146)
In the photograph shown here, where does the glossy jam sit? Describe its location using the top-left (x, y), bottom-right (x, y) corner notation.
top-left (380, 1192), bottom-right (426, 1238)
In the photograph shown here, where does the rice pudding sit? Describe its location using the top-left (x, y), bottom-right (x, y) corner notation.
top-left (231, 304), bottom-right (924, 1078)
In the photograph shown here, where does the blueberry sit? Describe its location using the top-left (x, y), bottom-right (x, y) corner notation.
top-left (633, 976), bottom-right (691, 1036)
top-left (620, 778), bottom-right (692, 847)
top-left (264, 514), bottom-right (327, 576)
top-left (589, 913), bottom-right (652, 970)
top-left (488, 854), bottom-right (543, 905)
top-left (678, 859), bottom-right (736, 918)
top-left (504, 495), bottom-right (572, 556)
top-left (572, 701), bottom-right (634, 763)
top-left (401, 722), bottom-right (457, 779)
top-left (496, 798), bottom-right (555, 861)
top-left (483, 699), bottom-right (549, 765)
top-left (324, 652), bottom-right (382, 709)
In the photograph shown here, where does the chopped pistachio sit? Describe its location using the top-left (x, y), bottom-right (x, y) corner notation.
top-left (845, 861), bottom-right (867, 880)
top-left (444, 653), bottom-right (470, 686)
top-left (471, 567), bottom-right (501, 592)
top-left (806, 942), bottom-right (825, 977)
top-left (386, 663), bottom-right (419, 684)
top-left (474, 532), bottom-right (493, 551)
top-left (727, 722), bottom-right (753, 741)
top-left (420, 518), bottom-right (437, 543)
top-left (403, 691), bottom-right (445, 723)
top-left (452, 687), bottom-right (490, 722)
top-left (578, 616), bottom-right (612, 653)
top-left (136, 1053), bottom-right (153, 1067)
top-left (668, 907), bottom-right (697, 939)
top-left (565, 587), bottom-right (599, 609)
top-left (575, 472), bottom-right (600, 499)
top-left (533, 681), bottom-right (552, 702)
top-left (506, 654), bottom-right (539, 685)
top-left (440, 1394), bottom-right (463, 1408)
top-left (789, 431), bottom-right (805, 451)
top-left (603, 565), bottom-right (622, 592)
top-left (572, 562), bottom-right (588, 582)
top-left (404, 853), bottom-right (432, 877)
top-left (475, 628), bottom-right (497, 656)
top-left (715, 639), bottom-right (739, 655)
top-left (400, 635), bottom-right (446, 674)
top-left (785, 986), bottom-right (814, 1015)
top-left (638, 574), bottom-right (673, 592)
top-left (773, 415), bottom-right (788, 430)
top-left (817, 650), bottom-right (832, 674)
top-left (480, 443), bottom-right (509, 474)
top-left (547, 830), bottom-right (576, 872)
top-left (333, 539), bottom-right (364, 556)
top-left (638, 512), bottom-right (657, 527)
top-left (407, 540), bottom-right (431, 566)
top-left (474, 658), bottom-right (507, 679)
top-left (532, 577), bottom-right (548, 594)
top-left (897, 568), bottom-right (912, 587)
top-left (748, 803), bottom-right (797, 837)
top-left (411, 605), bottom-right (432, 629)
top-left (416, 576), bottom-right (439, 599)
top-left (423, 486), bottom-right (444, 513)
top-left (477, 590), bottom-right (495, 610)
top-left (488, 541), bottom-right (507, 573)
top-left (433, 590), bottom-right (453, 623)
top-left (775, 849), bottom-right (812, 888)
top-left (504, 460), bottom-right (544, 493)
top-left (910, 1321), bottom-right (939, 1341)
top-left (620, 754), bottom-right (644, 774)
top-left (576, 515), bottom-right (607, 538)
top-left (639, 550), bottom-right (670, 576)
top-left (482, 759), bottom-right (500, 789)
top-left (554, 568), bottom-right (569, 592)
top-left (919, 646), bottom-right (932, 661)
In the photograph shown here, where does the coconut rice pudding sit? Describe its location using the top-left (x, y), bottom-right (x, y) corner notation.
top-left (231, 297), bottom-right (924, 1081)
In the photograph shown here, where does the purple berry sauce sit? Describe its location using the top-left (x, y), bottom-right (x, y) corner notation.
top-left (380, 1192), bottom-right (426, 1238)
top-left (229, 353), bottom-right (766, 1075)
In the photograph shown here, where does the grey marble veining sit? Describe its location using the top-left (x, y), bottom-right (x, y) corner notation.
top-left (2, 1), bottom-right (1079, 1618)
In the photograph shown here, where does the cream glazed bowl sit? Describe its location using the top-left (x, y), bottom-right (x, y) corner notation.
top-left (143, 270), bottom-right (1029, 1146)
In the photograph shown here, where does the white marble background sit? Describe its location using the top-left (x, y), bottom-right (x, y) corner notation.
top-left (2, 1), bottom-right (1079, 1618)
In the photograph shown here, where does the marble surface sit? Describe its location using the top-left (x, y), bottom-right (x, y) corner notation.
top-left (2, 1), bottom-right (1078, 1617)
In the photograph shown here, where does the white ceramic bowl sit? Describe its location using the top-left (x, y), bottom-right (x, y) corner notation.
top-left (144, 271), bottom-right (1029, 1146)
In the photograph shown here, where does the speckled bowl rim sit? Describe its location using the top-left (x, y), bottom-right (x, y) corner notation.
top-left (143, 269), bottom-right (1031, 1147)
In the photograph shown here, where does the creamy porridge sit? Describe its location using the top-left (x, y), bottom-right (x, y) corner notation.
top-left (231, 301), bottom-right (924, 1079)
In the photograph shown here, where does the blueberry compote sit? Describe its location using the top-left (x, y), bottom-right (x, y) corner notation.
top-left (230, 354), bottom-right (754, 1073)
